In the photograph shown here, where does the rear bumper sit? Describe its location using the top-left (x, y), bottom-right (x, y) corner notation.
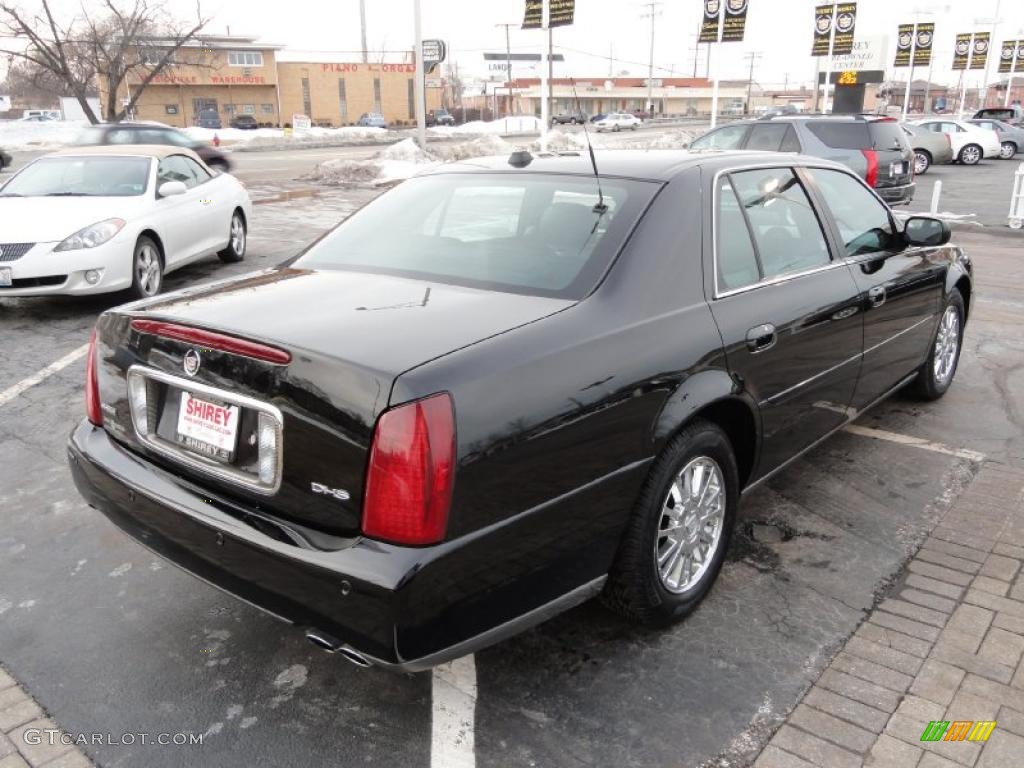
top-left (67, 420), bottom-right (610, 671)
top-left (876, 182), bottom-right (916, 206)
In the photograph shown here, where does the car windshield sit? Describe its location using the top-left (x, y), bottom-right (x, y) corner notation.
top-left (0, 156), bottom-right (150, 197)
top-left (292, 172), bottom-right (659, 299)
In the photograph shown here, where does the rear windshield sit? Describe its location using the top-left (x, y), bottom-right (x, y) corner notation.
top-left (868, 122), bottom-right (908, 151)
top-left (806, 122), bottom-right (871, 149)
top-left (293, 173), bottom-right (658, 299)
top-left (978, 109), bottom-right (1013, 119)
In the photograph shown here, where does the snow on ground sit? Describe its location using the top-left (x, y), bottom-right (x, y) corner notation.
top-left (184, 125), bottom-right (392, 150)
top-left (428, 116), bottom-right (543, 137)
top-left (0, 119), bottom-right (90, 150)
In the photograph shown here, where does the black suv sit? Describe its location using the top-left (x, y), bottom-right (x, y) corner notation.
top-left (74, 123), bottom-right (232, 171)
top-left (690, 114), bottom-right (916, 206)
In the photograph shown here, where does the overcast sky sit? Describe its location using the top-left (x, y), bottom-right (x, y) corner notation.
top-left (36, 0), bottom-right (1024, 88)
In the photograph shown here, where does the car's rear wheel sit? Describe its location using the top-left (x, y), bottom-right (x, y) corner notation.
top-left (129, 236), bottom-right (163, 300)
top-left (913, 149), bottom-right (932, 174)
top-left (218, 210), bottom-right (247, 263)
top-left (911, 289), bottom-right (965, 400)
top-left (1000, 141), bottom-right (1018, 160)
top-left (613, 125), bottom-right (621, 132)
top-left (958, 144), bottom-right (982, 165)
top-left (603, 419), bottom-right (738, 625)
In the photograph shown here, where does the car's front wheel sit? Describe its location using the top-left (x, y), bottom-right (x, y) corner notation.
top-left (129, 236), bottom-right (163, 299)
top-left (914, 149), bottom-right (932, 174)
top-left (218, 210), bottom-right (247, 263)
top-left (911, 289), bottom-right (965, 400)
top-left (958, 144), bottom-right (982, 165)
top-left (603, 419), bottom-right (738, 625)
top-left (1000, 141), bottom-right (1018, 160)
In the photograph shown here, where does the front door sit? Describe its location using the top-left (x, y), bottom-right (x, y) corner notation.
top-left (707, 166), bottom-right (864, 479)
top-left (802, 167), bottom-right (945, 409)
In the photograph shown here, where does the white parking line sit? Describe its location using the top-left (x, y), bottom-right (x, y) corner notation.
top-left (843, 424), bottom-right (985, 462)
top-left (0, 344), bottom-right (89, 409)
top-left (431, 654), bottom-right (477, 768)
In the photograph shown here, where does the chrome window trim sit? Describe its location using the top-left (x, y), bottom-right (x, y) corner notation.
top-left (126, 364), bottom-right (284, 496)
top-left (711, 161), bottom-right (895, 300)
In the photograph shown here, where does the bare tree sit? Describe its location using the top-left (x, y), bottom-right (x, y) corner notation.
top-left (0, 0), bottom-right (209, 123)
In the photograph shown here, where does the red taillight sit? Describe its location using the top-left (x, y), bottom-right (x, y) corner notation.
top-left (362, 393), bottom-right (455, 546)
top-left (862, 149), bottom-right (879, 187)
top-left (86, 328), bottom-right (102, 426)
top-left (130, 319), bottom-right (291, 365)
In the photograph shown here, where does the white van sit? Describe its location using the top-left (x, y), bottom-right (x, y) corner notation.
top-left (21, 109), bottom-right (61, 121)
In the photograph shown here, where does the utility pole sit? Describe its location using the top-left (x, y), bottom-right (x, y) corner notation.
top-left (641, 1), bottom-right (662, 117)
top-left (414, 0), bottom-right (425, 149)
top-left (496, 23), bottom-right (516, 118)
top-left (548, 27), bottom-right (555, 122)
top-left (743, 51), bottom-right (764, 114)
top-left (359, 0), bottom-right (369, 63)
top-left (976, 1), bottom-right (1003, 108)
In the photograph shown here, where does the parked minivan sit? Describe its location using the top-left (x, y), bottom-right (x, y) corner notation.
top-left (195, 109), bottom-right (223, 129)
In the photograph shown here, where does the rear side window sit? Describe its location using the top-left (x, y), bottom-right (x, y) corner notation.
top-left (806, 122), bottom-right (871, 149)
top-left (728, 168), bottom-right (831, 279)
top-left (716, 177), bottom-right (761, 292)
top-left (805, 168), bottom-right (897, 258)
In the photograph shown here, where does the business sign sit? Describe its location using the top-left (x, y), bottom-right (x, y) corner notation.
top-left (523, 0), bottom-right (542, 29)
top-left (999, 39), bottom-right (1023, 74)
top-left (953, 33), bottom-right (973, 70)
top-left (422, 39), bottom-right (446, 65)
top-left (549, 0), bottom-right (575, 28)
top-left (292, 114), bottom-right (312, 131)
top-left (813, 3), bottom-right (857, 56)
top-left (831, 35), bottom-right (887, 72)
top-left (895, 23), bottom-right (934, 67)
top-left (971, 32), bottom-right (990, 71)
top-left (699, 0), bottom-right (748, 44)
top-left (483, 52), bottom-right (565, 77)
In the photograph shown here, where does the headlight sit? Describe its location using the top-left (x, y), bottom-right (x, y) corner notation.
top-left (54, 218), bottom-right (126, 251)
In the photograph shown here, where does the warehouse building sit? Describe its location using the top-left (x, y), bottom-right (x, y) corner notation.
top-left (111, 35), bottom-right (442, 128)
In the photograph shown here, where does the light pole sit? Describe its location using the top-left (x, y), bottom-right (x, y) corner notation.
top-left (744, 52), bottom-right (764, 114)
top-left (414, 0), bottom-right (426, 149)
top-left (641, 2), bottom-right (662, 117)
top-left (495, 23), bottom-right (517, 118)
top-left (976, 0), bottom-right (1003, 108)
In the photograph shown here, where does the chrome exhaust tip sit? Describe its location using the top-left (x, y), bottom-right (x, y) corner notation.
top-left (304, 630), bottom-right (372, 667)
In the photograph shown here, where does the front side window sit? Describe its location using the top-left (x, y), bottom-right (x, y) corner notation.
top-left (158, 155), bottom-right (202, 188)
top-left (292, 174), bottom-right (658, 299)
top-left (806, 168), bottom-right (897, 257)
top-left (728, 168), bottom-right (831, 279)
top-left (0, 156), bottom-right (150, 197)
top-left (690, 124), bottom-right (749, 151)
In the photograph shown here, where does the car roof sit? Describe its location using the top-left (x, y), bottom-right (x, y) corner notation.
top-left (424, 149), bottom-right (851, 182)
top-left (49, 144), bottom-right (203, 161)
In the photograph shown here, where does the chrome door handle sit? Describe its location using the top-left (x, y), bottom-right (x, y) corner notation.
top-left (868, 286), bottom-right (886, 307)
top-left (745, 323), bottom-right (777, 353)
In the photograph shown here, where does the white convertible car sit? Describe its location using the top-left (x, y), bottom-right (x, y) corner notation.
top-left (0, 145), bottom-right (252, 298)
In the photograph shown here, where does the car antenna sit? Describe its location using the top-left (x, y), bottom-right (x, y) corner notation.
top-left (570, 78), bottom-right (607, 213)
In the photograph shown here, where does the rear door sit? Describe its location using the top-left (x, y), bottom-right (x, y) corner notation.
top-left (803, 166), bottom-right (944, 408)
top-left (706, 165), bottom-right (863, 478)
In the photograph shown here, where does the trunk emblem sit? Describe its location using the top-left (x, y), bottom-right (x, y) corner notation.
top-left (311, 482), bottom-right (351, 501)
top-left (183, 349), bottom-right (201, 377)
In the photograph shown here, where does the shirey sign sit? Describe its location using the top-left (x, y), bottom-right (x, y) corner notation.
top-left (821, 34), bottom-right (889, 85)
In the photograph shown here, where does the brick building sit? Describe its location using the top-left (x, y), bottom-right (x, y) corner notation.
top-left (109, 35), bottom-right (442, 128)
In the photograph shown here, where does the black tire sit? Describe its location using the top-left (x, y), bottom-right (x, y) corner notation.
top-left (128, 236), bottom-right (163, 300)
top-left (603, 420), bottom-right (739, 625)
top-left (910, 289), bottom-right (965, 400)
top-left (1000, 141), bottom-right (1018, 160)
top-left (913, 149), bottom-right (932, 175)
top-left (613, 125), bottom-right (621, 132)
top-left (958, 143), bottom-right (982, 165)
top-left (218, 210), bottom-right (247, 263)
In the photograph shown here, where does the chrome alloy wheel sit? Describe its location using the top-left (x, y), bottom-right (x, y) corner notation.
top-left (960, 145), bottom-right (981, 164)
top-left (1000, 142), bottom-right (1017, 160)
top-left (135, 243), bottom-right (161, 296)
top-left (655, 456), bottom-right (726, 594)
top-left (230, 213), bottom-right (246, 256)
top-left (913, 151), bottom-right (930, 174)
top-left (933, 304), bottom-right (960, 385)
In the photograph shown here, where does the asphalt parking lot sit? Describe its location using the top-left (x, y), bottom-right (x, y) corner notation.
top-left (906, 153), bottom-right (1023, 229)
top-left (1, 154), bottom-right (1023, 767)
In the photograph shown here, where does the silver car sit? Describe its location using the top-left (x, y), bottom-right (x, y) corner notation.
top-left (901, 123), bottom-right (955, 174)
top-left (966, 118), bottom-right (1024, 160)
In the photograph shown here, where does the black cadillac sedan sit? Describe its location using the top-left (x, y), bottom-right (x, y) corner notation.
top-left (68, 150), bottom-right (972, 671)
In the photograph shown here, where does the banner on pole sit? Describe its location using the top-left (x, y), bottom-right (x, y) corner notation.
top-left (953, 33), bottom-right (972, 70)
top-left (895, 24), bottom-right (915, 67)
top-left (721, 0), bottom-right (749, 43)
top-left (549, 0), bottom-right (575, 28)
top-left (812, 3), bottom-right (856, 57)
top-left (812, 4), bottom-right (834, 56)
top-left (522, 0), bottom-right (542, 30)
top-left (999, 39), bottom-right (1022, 74)
top-left (914, 23), bottom-right (934, 66)
top-left (699, 0), bottom-right (722, 44)
top-left (970, 32), bottom-right (990, 70)
top-left (832, 3), bottom-right (857, 56)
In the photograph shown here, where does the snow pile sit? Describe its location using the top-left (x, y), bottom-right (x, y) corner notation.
top-left (309, 137), bottom-right (440, 186)
top-left (185, 125), bottom-right (392, 150)
top-left (429, 116), bottom-right (543, 137)
top-left (433, 134), bottom-right (514, 161)
top-left (0, 119), bottom-right (91, 150)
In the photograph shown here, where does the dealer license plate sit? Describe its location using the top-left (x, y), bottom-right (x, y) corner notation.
top-left (0, 268), bottom-right (11, 287)
top-left (890, 162), bottom-right (905, 177)
top-left (176, 392), bottom-right (240, 462)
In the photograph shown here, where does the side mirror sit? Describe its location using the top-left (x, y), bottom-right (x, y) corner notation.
top-left (903, 216), bottom-right (951, 247)
top-left (158, 181), bottom-right (187, 198)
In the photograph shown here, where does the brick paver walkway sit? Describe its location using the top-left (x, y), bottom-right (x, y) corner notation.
top-left (0, 667), bottom-right (92, 768)
top-left (756, 462), bottom-right (1024, 767)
